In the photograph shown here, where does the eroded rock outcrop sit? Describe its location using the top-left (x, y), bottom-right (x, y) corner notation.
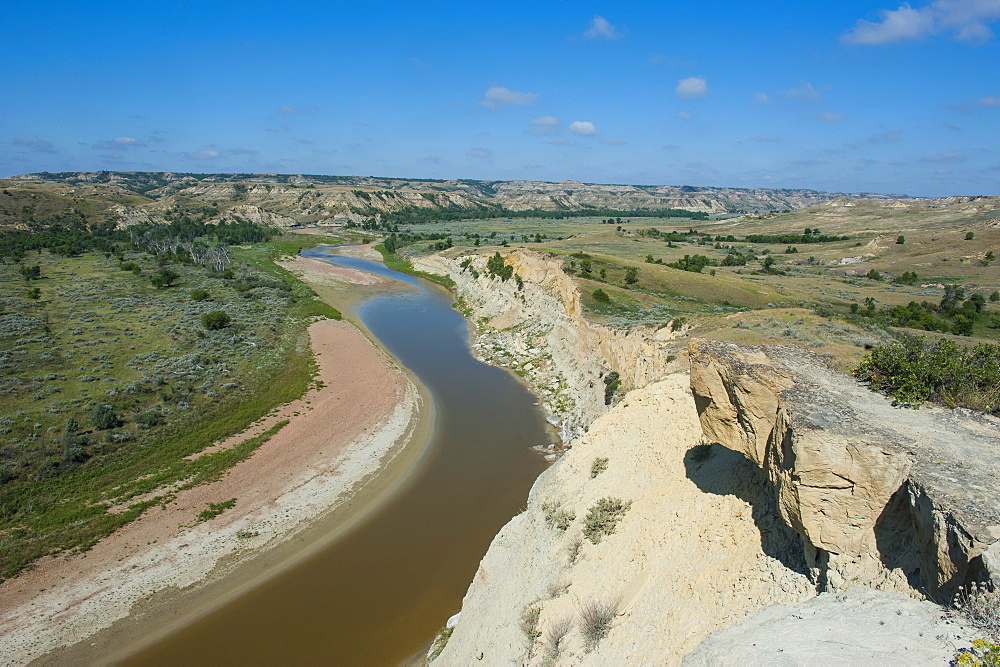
top-left (689, 338), bottom-right (1000, 601)
top-left (427, 254), bottom-right (994, 664)
top-left (415, 249), bottom-right (684, 441)
top-left (433, 375), bottom-right (815, 665)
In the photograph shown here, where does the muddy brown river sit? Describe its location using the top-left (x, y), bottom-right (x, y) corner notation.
top-left (126, 247), bottom-right (551, 665)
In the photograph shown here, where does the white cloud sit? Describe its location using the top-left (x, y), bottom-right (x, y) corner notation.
top-left (478, 86), bottom-right (540, 110)
top-left (600, 138), bottom-right (625, 145)
top-left (278, 106), bottom-right (298, 114)
top-left (466, 147), bottom-right (492, 159)
top-left (751, 93), bottom-right (770, 105)
top-left (750, 135), bottom-right (779, 142)
top-left (584, 15), bottom-right (623, 40)
top-left (186, 149), bottom-right (221, 160)
top-left (94, 136), bottom-right (146, 151)
top-left (975, 95), bottom-right (1000, 106)
top-left (921, 150), bottom-right (965, 161)
top-left (785, 81), bottom-right (822, 102)
top-left (531, 115), bottom-right (560, 126)
top-left (424, 155), bottom-right (442, 163)
top-left (675, 112), bottom-right (693, 120)
top-left (844, 0), bottom-right (1000, 44)
top-left (568, 121), bottom-right (597, 136)
top-left (528, 115), bottom-right (561, 135)
top-left (661, 144), bottom-right (680, 150)
top-left (676, 76), bottom-right (708, 99)
top-left (113, 136), bottom-right (145, 146)
top-left (548, 139), bottom-right (571, 145)
top-left (817, 110), bottom-right (848, 122)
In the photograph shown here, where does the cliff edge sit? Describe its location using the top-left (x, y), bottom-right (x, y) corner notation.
top-left (425, 249), bottom-right (995, 664)
top-left (690, 338), bottom-right (1000, 602)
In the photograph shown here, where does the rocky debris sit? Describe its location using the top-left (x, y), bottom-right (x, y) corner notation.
top-left (683, 586), bottom-right (977, 666)
top-left (689, 338), bottom-right (1000, 602)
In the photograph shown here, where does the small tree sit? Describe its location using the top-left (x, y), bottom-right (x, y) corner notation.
top-left (966, 231), bottom-right (975, 240)
top-left (603, 371), bottom-right (620, 405)
top-left (896, 235), bottom-right (905, 244)
top-left (19, 264), bottom-right (41, 281)
top-left (624, 266), bottom-right (639, 284)
top-left (151, 268), bottom-right (179, 288)
top-left (592, 288), bottom-right (611, 304)
top-left (866, 268), bottom-right (883, 281)
top-left (202, 311), bottom-right (231, 330)
top-left (190, 288), bottom-right (210, 301)
top-left (90, 404), bottom-right (119, 430)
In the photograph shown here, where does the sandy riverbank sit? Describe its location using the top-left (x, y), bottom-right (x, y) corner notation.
top-left (0, 252), bottom-right (428, 664)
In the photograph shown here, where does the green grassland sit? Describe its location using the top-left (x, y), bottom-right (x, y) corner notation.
top-left (0, 232), bottom-right (341, 579)
top-left (390, 203), bottom-right (1000, 367)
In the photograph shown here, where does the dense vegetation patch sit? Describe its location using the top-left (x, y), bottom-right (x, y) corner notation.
top-left (850, 284), bottom-right (993, 337)
top-left (0, 225), bottom-right (340, 579)
top-left (854, 335), bottom-right (1000, 413)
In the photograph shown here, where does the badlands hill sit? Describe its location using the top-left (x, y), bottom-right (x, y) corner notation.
top-left (0, 171), bottom-right (905, 231)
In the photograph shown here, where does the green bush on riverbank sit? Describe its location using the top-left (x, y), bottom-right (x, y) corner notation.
top-left (374, 242), bottom-right (456, 288)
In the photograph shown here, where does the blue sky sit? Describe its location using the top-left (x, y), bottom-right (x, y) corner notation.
top-left (2, 1), bottom-right (998, 196)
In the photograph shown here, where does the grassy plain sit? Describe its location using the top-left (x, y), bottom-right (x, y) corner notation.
top-left (0, 232), bottom-right (342, 579)
top-left (391, 201), bottom-right (1000, 368)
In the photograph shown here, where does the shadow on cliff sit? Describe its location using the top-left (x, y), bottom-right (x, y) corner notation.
top-left (684, 443), bottom-right (809, 576)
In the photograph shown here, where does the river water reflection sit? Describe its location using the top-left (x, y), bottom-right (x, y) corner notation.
top-left (128, 246), bottom-right (551, 665)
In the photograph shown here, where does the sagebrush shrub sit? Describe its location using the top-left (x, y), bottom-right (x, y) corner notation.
top-left (583, 497), bottom-right (632, 544)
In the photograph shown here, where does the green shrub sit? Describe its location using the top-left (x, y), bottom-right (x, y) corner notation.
top-left (542, 503), bottom-right (576, 531)
top-left (590, 457), bottom-right (609, 478)
top-left (583, 497), bottom-right (632, 544)
top-left (896, 235), bottom-right (905, 244)
top-left (201, 311), bottom-right (231, 330)
top-left (134, 408), bottom-right (165, 428)
top-left (150, 268), bottom-right (179, 288)
top-left (89, 404), bottom-right (119, 430)
top-left (854, 336), bottom-right (1000, 413)
top-left (190, 288), bottom-right (210, 302)
top-left (486, 251), bottom-right (513, 281)
top-left (592, 288), bottom-right (611, 303)
top-left (603, 372), bottom-right (620, 405)
top-left (196, 498), bottom-right (236, 522)
top-left (520, 601), bottom-right (542, 644)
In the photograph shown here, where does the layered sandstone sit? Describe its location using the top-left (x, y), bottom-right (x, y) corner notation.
top-left (689, 339), bottom-right (1000, 601)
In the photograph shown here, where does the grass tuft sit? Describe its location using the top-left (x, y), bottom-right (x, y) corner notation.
top-left (579, 598), bottom-right (620, 652)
